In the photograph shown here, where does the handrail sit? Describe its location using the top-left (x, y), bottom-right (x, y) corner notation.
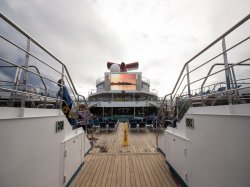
top-left (0, 12), bottom-right (64, 66)
top-left (162, 34), bottom-right (250, 102)
top-left (0, 57), bottom-right (59, 89)
top-left (0, 86), bottom-right (62, 101)
top-left (0, 35), bottom-right (62, 75)
top-left (161, 14), bottom-right (250, 109)
top-left (0, 13), bottom-right (88, 112)
top-left (189, 36), bottom-right (250, 75)
top-left (201, 62), bottom-right (250, 91)
top-left (188, 58), bottom-right (250, 93)
top-left (14, 65), bottom-right (48, 107)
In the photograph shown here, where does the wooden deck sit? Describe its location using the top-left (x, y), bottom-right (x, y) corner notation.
top-left (71, 123), bottom-right (179, 187)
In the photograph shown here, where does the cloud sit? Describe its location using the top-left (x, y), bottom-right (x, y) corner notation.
top-left (0, 0), bottom-right (249, 97)
top-left (1, 0), bottom-right (127, 94)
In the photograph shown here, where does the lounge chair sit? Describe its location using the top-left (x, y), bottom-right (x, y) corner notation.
top-left (99, 121), bottom-right (108, 133)
top-left (108, 121), bottom-right (117, 131)
top-left (129, 119), bottom-right (138, 131)
top-left (138, 120), bottom-right (146, 131)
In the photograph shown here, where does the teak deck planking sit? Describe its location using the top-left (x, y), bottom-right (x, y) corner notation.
top-left (71, 123), bottom-right (179, 187)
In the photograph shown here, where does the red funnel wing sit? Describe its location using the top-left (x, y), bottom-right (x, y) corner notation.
top-left (126, 62), bottom-right (139, 71)
top-left (107, 61), bottom-right (139, 71)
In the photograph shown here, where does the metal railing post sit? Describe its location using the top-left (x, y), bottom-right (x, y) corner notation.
top-left (20, 38), bottom-right (31, 115)
top-left (231, 66), bottom-right (237, 89)
top-left (222, 37), bottom-right (232, 104)
top-left (186, 64), bottom-right (191, 98)
top-left (59, 65), bottom-right (65, 108)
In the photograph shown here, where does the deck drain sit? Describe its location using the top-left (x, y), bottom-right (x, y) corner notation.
top-left (98, 146), bottom-right (108, 153)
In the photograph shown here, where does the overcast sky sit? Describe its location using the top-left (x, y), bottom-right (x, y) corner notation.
top-left (0, 0), bottom-right (249, 97)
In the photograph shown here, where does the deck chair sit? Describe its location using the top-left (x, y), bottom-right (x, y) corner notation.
top-left (146, 119), bottom-right (153, 131)
top-left (129, 120), bottom-right (138, 131)
top-left (108, 121), bottom-right (117, 131)
top-left (93, 118), bottom-right (100, 133)
top-left (138, 121), bottom-right (146, 131)
top-left (99, 121), bottom-right (108, 133)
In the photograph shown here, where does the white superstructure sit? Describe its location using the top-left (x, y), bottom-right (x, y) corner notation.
top-left (88, 64), bottom-right (159, 121)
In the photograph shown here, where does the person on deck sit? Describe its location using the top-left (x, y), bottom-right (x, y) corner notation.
top-left (78, 104), bottom-right (88, 131)
top-left (172, 105), bottom-right (177, 127)
top-left (57, 79), bottom-right (73, 109)
top-left (57, 79), bottom-right (77, 128)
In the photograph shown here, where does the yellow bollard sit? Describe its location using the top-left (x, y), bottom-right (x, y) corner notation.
top-left (123, 122), bottom-right (128, 146)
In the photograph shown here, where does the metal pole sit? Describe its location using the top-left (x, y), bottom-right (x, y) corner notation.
top-left (231, 66), bottom-right (239, 99)
top-left (231, 66), bottom-right (238, 89)
top-left (11, 67), bottom-right (21, 106)
top-left (186, 64), bottom-right (191, 98)
top-left (61, 65), bottom-right (64, 91)
top-left (20, 38), bottom-right (30, 115)
top-left (222, 37), bottom-right (232, 104)
top-left (57, 65), bottom-right (64, 110)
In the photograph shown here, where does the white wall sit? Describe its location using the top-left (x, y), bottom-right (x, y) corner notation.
top-left (165, 104), bottom-right (250, 187)
top-left (0, 107), bottom-right (91, 187)
top-left (186, 108), bottom-right (250, 187)
top-left (0, 114), bottom-right (65, 187)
